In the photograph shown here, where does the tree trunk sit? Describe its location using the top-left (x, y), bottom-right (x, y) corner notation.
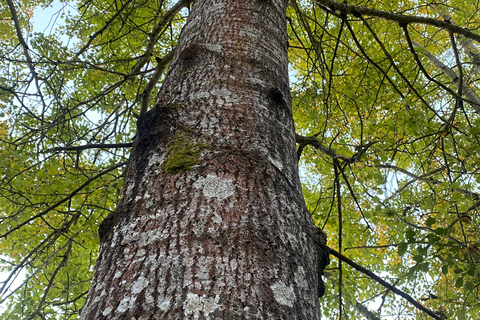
top-left (80, 0), bottom-right (328, 319)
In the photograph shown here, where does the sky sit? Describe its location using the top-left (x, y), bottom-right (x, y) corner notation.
top-left (31, 1), bottom-right (71, 36)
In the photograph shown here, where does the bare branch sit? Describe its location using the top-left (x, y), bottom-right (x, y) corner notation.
top-left (6, 0), bottom-right (48, 115)
top-left (354, 301), bottom-right (381, 320)
top-left (410, 40), bottom-right (480, 114)
top-left (295, 133), bottom-right (376, 163)
top-left (6, 0), bottom-right (34, 76)
top-left (314, 0), bottom-right (480, 43)
top-left (140, 49), bottom-right (175, 115)
top-left (329, 247), bottom-right (443, 320)
top-left (377, 164), bottom-right (479, 200)
top-left (44, 143), bottom-right (133, 153)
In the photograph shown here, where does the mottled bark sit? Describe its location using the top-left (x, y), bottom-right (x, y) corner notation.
top-left (80, 0), bottom-right (328, 319)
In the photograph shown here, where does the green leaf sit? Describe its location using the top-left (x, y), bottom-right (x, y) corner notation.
top-left (420, 262), bottom-right (429, 272)
top-left (467, 266), bottom-right (476, 277)
top-left (425, 217), bottom-right (436, 227)
top-left (441, 265), bottom-right (449, 275)
top-left (413, 254), bottom-right (424, 263)
top-left (465, 281), bottom-right (474, 292)
top-left (384, 209), bottom-right (396, 217)
top-left (398, 243), bottom-right (408, 256)
top-left (407, 266), bottom-right (417, 280)
top-left (406, 228), bottom-right (416, 243)
top-left (455, 277), bottom-right (464, 289)
top-left (426, 234), bottom-right (440, 243)
top-left (435, 227), bottom-right (448, 235)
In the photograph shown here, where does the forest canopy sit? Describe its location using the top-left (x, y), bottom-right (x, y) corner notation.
top-left (1, 0), bottom-right (480, 319)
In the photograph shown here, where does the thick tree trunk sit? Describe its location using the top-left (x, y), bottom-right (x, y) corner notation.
top-left (80, 0), bottom-right (328, 319)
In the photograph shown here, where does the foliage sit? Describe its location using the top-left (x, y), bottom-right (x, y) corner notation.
top-left (1, 0), bottom-right (480, 319)
top-left (289, 1), bottom-right (480, 318)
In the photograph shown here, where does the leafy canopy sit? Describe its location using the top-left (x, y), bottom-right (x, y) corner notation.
top-left (1, 0), bottom-right (480, 319)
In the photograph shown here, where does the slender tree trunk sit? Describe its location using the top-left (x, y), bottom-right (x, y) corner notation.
top-left (80, 0), bottom-right (328, 319)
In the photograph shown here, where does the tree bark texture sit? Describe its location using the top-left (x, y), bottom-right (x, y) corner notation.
top-left (80, 0), bottom-right (328, 319)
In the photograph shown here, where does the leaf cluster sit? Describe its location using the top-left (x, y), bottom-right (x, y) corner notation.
top-left (1, 0), bottom-right (480, 319)
top-left (289, 0), bottom-right (480, 318)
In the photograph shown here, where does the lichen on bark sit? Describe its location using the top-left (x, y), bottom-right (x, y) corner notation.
top-left (161, 132), bottom-right (205, 174)
top-left (80, 1), bottom-right (328, 319)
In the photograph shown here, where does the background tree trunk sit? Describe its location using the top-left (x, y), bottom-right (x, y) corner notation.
top-left (80, 0), bottom-right (328, 319)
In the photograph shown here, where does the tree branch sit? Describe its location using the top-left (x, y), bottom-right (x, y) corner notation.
top-left (75, 0), bottom-right (135, 57)
top-left (44, 143), bottom-right (133, 153)
top-left (329, 247), bottom-right (443, 320)
top-left (6, 0), bottom-right (48, 115)
top-left (0, 161), bottom-right (126, 239)
top-left (377, 164), bottom-right (479, 200)
top-left (354, 301), bottom-right (381, 320)
top-left (130, 0), bottom-right (192, 76)
top-left (139, 49), bottom-right (175, 115)
top-left (6, 0), bottom-right (35, 76)
top-left (410, 40), bottom-right (480, 114)
top-left (314, 0), bottom-right (480, 43)
top-left (295, 133), bottom-right (375, 163)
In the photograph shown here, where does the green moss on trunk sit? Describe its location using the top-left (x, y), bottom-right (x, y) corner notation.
top-left (162, 133), bottom-right (205, 175)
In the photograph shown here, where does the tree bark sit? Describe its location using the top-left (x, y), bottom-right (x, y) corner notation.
top-left (80, 0), bottom-right (328, 319)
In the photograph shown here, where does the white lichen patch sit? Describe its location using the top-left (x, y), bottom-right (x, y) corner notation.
top-left (192, 220), bottom-right (206, 236)
top-left (94, 281), bottom-right (105, 293)
top-left (230, 258), bottom-right (238, 271)
top-left (113, 270), bottom-right (123, 279)
top-left (193, 91), bottom-right (211, 100)
top-left (193, 174), bottom-right (235, 201)
top-left (118, 219), bottom-right (168, 247)
top-left (294, 266), bottom-right (308, 290)
top-left (145, 199), bottom-right (154, 208)
top-left (206, 3), bottom-right (225, 13)
top-left (201, 43), bottom-right (222, 53)
top-left (198, 208), bottom-right (221, 224)
top-left (131, 276), bottom-right (149, 295)
top-left (158, 298), bottom-right (171, 311)
top-left (126, 182), bottom-right (135, 198)
top-left (139, 228), bottom-right (169, 247)
top-left (144, 288), bottom-right (155, 308)
top-left (286, 232), bottom-right (299, 248)
top-left (207, 226), bottom-right (220, 235)
top-left (147, 152), bottom-right (165, 170)
top-left (135, 249), bottom-right (146, 257)
top-left (268, 155), bottom-right (284, 171)
top-left (212, 211), bottom-right (222, 224)
top-left (183, 293), bottom-right (220, 319)
top-left (116, 296), bottom-right (133, 313)
top-left (271, 281), bottom-right (295, 307)
top-left (210, 88), bottom-right (231, 97)
top-left (102, 306), bottom-right (113, 316)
